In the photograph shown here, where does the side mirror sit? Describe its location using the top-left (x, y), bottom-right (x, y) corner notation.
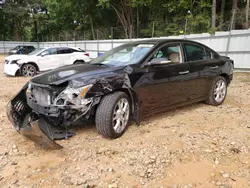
top-left (147, 58), bottom-right (172, 66)
top-left (41, 51), bottom-right (48, 57)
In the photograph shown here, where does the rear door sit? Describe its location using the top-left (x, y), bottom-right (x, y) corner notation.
top-left (21, 46), bottom-right (28, 54)
top-left (27, 46), bottom-right (35, 54)
top-left (57, 47), bottom-right (74, 67)
top-left (183, 42), bottom-right (222, 99)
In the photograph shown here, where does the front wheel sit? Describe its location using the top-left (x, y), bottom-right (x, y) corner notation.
top-left (21, 64), bottom-right (37, 77)
top-left (95, 92), bottom-right (130, 138)
top-left (206, 76), bottom-right (227, 106)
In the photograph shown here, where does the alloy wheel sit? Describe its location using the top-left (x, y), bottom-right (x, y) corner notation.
top-left (112, 98), bottom-right (130, 134)
top-left (214, 79), bottom-right (226, 103)
top-left (22, 65), bottom-right (36, 77)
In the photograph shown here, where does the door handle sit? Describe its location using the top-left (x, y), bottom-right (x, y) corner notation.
top-left (179, 70), bottom-right (189, 75)
top-left (210, 66), bottom-right (219, 69)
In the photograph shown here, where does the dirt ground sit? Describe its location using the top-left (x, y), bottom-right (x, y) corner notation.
top-left (0, 54), bottom-right (249, 188)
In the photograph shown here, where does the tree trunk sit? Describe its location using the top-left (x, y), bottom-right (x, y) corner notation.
top-left (34, 20), bottom-right (38, 42)
top-left (112, 4), bottom-right (129, 38)
top-left (89, 15), bottom-right (96, 40)
top-left (136, 5), bottom-right (139, 38)
top-left (246, 0), bottom-right (250, 29)
top-left (219, 0), bottom-right (226, 29)
top-left (111, 0), bottom-right (133, 39)
top-left (231, 0), bottom-right (239, 29)
top-left (212, 0), bottom-right (216, 29)
top-left (13, 17), bottom-right (21, 41)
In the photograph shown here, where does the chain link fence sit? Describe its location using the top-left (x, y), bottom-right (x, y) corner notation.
top-left (0, 22), bottom-right (189, 42)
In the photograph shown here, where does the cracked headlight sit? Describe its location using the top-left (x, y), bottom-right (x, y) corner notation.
top-left (10, 59), bottom-right (20, 65)
top-left (53, 84), bottom-right (93, 107)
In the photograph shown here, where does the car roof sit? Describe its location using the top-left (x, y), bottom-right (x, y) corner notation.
top-left (41, 46), bottom-right (85, 51)
top-left (127, 39), bottom-right (203, 45)
top-left (126, 39), bottom-right (215, 52)
top-left (16, 45), bottom-right (35, 47)
top-left (42, 46), bottom-right (78, 49)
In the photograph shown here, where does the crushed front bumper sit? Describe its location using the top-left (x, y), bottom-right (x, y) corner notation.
top-left (3, 63), bottom-right (20, 76)
top-left (6, 86), bottom-right (74, 149)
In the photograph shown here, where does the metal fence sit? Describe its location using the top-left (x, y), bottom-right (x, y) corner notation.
top-left (1, 29), bottom-right (250, 69)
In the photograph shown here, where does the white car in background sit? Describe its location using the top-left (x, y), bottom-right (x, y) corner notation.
top-left (3, 46), bottom-right (90, 77)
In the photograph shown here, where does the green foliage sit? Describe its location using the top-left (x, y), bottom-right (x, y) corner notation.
top-left (0, 0), bottom-right (248, 41)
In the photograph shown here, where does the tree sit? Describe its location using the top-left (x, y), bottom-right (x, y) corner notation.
top-left (246, 0), bottom-right (250, 28)
top-left (219, 0), bottom-right (226, 29)
top-left (68, 0), bottom-right (102, 40)
top-left (231, 0), bottom-right (239, 29)
top-left (1, 0), bottom-right (44, 41)
top-left (98, 0), bottom-right (133, 38)
top-left (212, 0), bottom-right (216, 29)
top-left (2, 0), bottom-right (28, 40)
top-left (0, 0), bottom-right (248, 41)
top-left (0, 9), bottom-right (10, 40)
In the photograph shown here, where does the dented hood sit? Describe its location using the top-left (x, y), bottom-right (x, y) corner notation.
top-left (31, 64), bottom-right (123, 85)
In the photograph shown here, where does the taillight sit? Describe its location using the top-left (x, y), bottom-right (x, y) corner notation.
top-left (84, 53), bottom-right (89, 57)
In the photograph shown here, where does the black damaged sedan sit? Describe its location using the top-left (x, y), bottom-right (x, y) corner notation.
top-left (7, 39), bottom-right (234, 149)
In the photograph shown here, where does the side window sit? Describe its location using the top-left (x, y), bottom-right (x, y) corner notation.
top-left (153, 50), bottom-right (164, 58)
top-left (184, 44), bottom-right (207, 61)
top-left (204, 48), bottom-right (213, 59)
top-left (21, 46), bottom-right (27, 52)
top-left (152, 45), bottom-right (182, 64)
top-left (48, 48), bottom-right (57, 55)
top-left (57, 47), bottom-right (73, 54)
top-left (41, 48), bottom-right (57, 56)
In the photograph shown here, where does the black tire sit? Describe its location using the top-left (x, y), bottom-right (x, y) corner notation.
top-left (73, 60), bottom-right (85, 64)
top-left (206, 76), bottom-right (227, 106)
top-left (95, 92), bottom-right (130, 138)
top-left (21, 63), bottom-right (37, 77)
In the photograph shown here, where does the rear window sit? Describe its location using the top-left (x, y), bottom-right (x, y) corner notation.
top-left (27, 46), bottom-right (35, 49)
top-left (71, 48), bottom-right (85, 52)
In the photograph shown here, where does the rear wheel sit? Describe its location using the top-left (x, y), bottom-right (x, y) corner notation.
top-left (206, 76), bottom-right (227, 106)
top-left (95, 92), bottom-right (130, 138)
top-left (21, 64), bottom-right (37, 77)
top-left (73, 60), bottom-right (85, 64)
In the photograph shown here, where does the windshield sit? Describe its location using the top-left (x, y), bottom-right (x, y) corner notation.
top-left (90, 43), bottom-right (155, 66)
top-left (28, 48), bottom-right (45, 55)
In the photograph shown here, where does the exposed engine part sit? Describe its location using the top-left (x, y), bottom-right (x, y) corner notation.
top-left (53, 87), bottom-right (92, 110)
top-left (31, 86), bottom-right (52, 106)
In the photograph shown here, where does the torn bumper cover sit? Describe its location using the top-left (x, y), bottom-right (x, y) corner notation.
top-left (3, 63), bottom-right (20, 76)
top-left (6, 86), bottom-right (76, 149)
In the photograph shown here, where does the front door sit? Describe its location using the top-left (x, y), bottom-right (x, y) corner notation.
top-left (133, 43), bottom-right (194, 116)
top-left (38, 48), bottom-right (59, 71)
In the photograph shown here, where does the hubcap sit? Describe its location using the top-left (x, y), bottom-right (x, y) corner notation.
top-left (214, 79), bottom-right (226, 103)
top-left (112, 98), bottom-right (130, 134)
top-left (22, 65), bottom-right (36, 77)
